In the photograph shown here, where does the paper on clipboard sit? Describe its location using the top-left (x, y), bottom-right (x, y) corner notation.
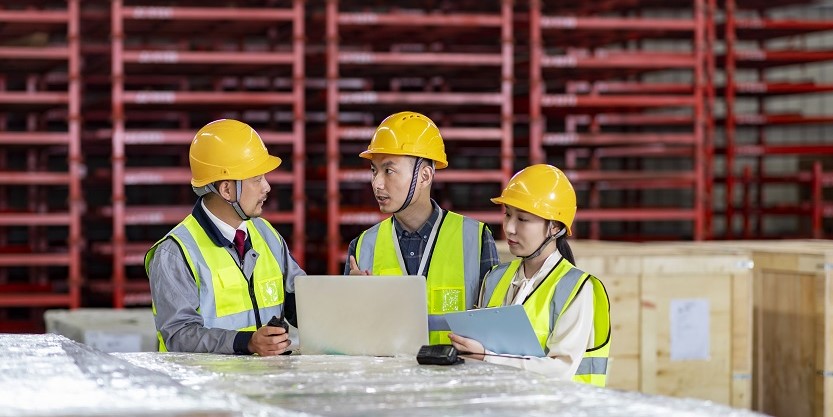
top-left (444, 304), bottom-right (545, 357)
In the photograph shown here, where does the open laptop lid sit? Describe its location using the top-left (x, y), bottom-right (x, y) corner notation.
top-left (295, 275), bottom-right (429, 356)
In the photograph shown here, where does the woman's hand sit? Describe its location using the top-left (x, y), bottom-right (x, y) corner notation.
top-left (448, 333), bottom-right (485, 361)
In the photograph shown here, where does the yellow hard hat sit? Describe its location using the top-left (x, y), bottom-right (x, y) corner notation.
top-left (491, 164), bottom-right (577, 236)
top-left (359, 111), bottom-right (448, 169)
top-left (189, 119), bottom-right (282, 187)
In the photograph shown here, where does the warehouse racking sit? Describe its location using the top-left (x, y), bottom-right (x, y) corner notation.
top-left (101, 0), bottom-right (305, 306)
top-left (528, 0), bottom-right (712, 240)
top-left (0, 0), bottom-right (82, 330)
top-left (722, 0), bottom-right (833, 238)
top-left (324, 0), bottom-right (515, 273)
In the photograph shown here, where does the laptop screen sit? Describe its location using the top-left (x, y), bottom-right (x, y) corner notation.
top-left (294, 275), bottom-right (429, 356)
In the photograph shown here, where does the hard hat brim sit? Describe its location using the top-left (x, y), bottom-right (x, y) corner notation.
top-left (359, 149), bottom-right (448, 169)
top-left (490, 195), bottom-right (573, 236)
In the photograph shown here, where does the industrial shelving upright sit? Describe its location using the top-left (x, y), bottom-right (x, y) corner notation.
top-left (0, 0), bottom-right (82, 331)
top-left (104, 0), bottom-right (305, 307)
top-left (324, 0), bottom-right (515, 273)
top-left (529, 0), bottom-right (712, 240)
top-left (723, 0), bottom-right (833, 238)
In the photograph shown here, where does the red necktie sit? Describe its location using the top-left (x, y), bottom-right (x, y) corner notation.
top-left (233, 229), bottom-right (246, 259)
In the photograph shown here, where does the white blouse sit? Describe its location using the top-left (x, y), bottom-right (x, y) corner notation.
top-left (483, 250), bottom-right (595, 378)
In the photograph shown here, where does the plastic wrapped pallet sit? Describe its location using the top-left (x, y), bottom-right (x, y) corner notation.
top-left (0, 333), bottom-right (300, 417)
top-left (44, 308), bottom-right (157, 352)
top-left (1, 333), bottom-right (764, 417)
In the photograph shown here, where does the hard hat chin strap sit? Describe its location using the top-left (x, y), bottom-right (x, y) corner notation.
top-left (521, 224), bottom-right (567, 260)
top-left (395, 157), bottom-right (425, 214)
top-left (194, 180), bottom-right (251, 221)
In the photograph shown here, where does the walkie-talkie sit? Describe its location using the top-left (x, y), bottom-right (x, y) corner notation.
top-left (266, 313), bottom-right (292, 355)
top-left (267, 314), bottom-right (289, 332)
top-left (416, 344), bottom-right (464, 365)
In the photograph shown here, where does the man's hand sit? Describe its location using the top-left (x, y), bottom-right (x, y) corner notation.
top-left (348, 255), bottom-right (370, 275)
top-left (449, 333), bottom-right (485, 361)
top-left (248, 323), bottom-right (291, 356)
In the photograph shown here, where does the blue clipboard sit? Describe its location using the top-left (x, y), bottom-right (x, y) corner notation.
top-left (444, 304), bottom-right (546, 357)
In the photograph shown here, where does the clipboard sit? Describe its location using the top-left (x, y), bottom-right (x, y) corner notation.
top-left (444, 304), bottom-right (546, 357)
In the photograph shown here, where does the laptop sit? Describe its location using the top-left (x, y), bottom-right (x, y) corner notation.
top-left (294, 275), bottom-right (429, 356)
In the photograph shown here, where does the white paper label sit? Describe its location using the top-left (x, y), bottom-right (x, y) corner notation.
top-left (670, 298), bottom-right (710, 361)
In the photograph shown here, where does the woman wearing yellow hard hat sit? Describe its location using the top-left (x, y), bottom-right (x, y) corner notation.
top-left (449, 164), bottom-right (611, 386)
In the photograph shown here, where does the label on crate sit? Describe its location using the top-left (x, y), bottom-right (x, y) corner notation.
top-left (670, 298), bottom-right (710, 361)
top-left (84, 331), bottom-right (142, 353)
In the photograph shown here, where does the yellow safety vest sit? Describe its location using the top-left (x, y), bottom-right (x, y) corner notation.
top-left (356, 211), bottom-right (484, 345)
top-left (145, 215), bottom-right (286, 352)
top-left (483, 258), bottom-right (611, 387)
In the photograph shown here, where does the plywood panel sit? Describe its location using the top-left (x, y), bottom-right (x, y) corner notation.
top-left (653, 273), bottom-right (732, 403)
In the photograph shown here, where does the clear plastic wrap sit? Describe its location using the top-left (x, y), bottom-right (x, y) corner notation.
top-left (118, 352), bottom-right (769, 417)
top-left (0, 334), bottom-right (306, 417)
top-left (1, 333), bottom-right (766, 417)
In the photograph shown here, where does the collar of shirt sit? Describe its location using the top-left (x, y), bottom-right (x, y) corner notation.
top-left (509, 249), bottom-right (564, 305)
top-left (392, 199), bottom-right (441, 240)
top-left (200, 198), bottom-right (248, 244)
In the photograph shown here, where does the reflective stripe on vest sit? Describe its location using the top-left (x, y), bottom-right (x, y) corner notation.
top-left (146, 216), bottom-right (286, 350)
top-left (483, 257), bottom-right (611, 387)
top-left (576, 356), bottom-right (608, 375)
top-left (356, 211), bottom-right (483, 344)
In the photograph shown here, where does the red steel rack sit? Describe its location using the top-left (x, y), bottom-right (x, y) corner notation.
top-left (102, 0), bottom-right (306, 306)
top-left (324, 0), bottom-right (515, 273)
top-left (0, 1), bottom-right (83, 331)
top-left (529, 0), bottom-right (712, 240)
top-left (723, 0), bottom-right (833, 238)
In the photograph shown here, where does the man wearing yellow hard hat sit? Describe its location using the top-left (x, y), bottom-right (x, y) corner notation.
top-left (146, 119), bottom-right (305, 355)
top-left (449, 164), bottom-right (611, 386)
top-left (345, 111), bottom-right (499, 345)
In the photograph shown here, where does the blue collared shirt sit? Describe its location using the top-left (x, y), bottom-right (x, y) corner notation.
top-left (344, 201), bottom-right (499, 280)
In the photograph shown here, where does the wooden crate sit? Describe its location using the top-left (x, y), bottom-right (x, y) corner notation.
top-left (741, 241), bottom-right (833, 417)
top-left (568, 241), bottom-right (753, 409)
top-left (656, 239), bottom-right (833, 417)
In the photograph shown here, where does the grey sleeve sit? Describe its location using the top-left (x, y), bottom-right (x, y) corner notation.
top-left (280, 234), bottom-right (306, 294)
top-left (147, 238), bottom-right (241, 354)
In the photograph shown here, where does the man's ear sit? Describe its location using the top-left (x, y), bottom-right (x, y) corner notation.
top-left (419, 163), bottom-right (433, 185)
top-left (216, 180), bottom-right (233, 200)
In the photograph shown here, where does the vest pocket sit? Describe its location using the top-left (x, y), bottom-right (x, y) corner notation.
top-left (213, 265), bottom-right (249, 317)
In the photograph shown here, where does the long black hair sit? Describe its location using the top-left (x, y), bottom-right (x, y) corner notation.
top-left (554, 221), bottom-right (576, 265)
